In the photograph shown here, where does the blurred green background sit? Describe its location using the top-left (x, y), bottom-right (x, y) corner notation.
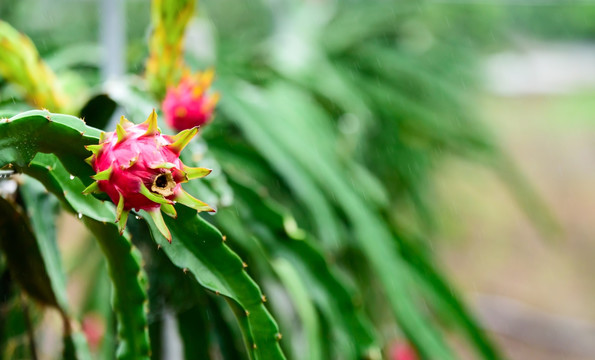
top-left (1, 0), bottom-right (594, 359)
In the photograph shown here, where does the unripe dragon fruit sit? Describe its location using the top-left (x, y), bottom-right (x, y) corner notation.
top-left (162, 69), bottom-right (220, 132)
top-left (82, 110), bottom-right (214, 241)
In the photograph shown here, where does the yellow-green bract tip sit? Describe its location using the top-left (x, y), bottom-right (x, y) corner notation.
top-left (166, 127), bottom-right (198, 155)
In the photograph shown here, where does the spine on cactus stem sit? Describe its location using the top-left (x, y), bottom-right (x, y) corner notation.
top-left (82, 109), bottom-right (214, 242)
top-left (0, 21), bottom-right (69, 113)
top-left (146, 0), bottom-right (195, 99)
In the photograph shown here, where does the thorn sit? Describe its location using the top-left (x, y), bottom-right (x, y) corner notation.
top-left (215, 291), bottom-right (220, 295)
top-left (252, 344), bottom-right (257, 350)
top-left (261, 295), bottom-right (267, 303)
top-left (45, 115), bottom-right (51, 122)
top-left (275, 333), bottom-right (282, 341)
top-left (242, 262), bottom-right (248, 269)
top-left (183, 268), bottom-right (188, 274)
top-left (157, 244), bottom-right (162, 250)
top-left (222, 235), bottom-right (227, 242)
top-left (245, 310), bottom-right (250, 316)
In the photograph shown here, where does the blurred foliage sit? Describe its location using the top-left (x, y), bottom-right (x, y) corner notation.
top-left (0, 0), bottom-right (568, 359)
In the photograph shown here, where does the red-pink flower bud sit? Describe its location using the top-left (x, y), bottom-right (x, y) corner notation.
top-left (162, 69), bottom-right (219, 132)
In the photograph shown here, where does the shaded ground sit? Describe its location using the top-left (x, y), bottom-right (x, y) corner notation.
top-left (436, 92), bottom-right (595, 359)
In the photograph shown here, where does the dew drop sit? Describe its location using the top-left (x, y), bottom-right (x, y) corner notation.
top-left (77, 213), bottom-right (83, 219)
top-left (135, 215), bottom-right (142, 220)
top-left (69, 175), bottom-right (75, 180)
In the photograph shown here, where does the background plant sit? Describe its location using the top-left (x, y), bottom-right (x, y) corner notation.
top-left (0, 1), bottom-right (558, 359)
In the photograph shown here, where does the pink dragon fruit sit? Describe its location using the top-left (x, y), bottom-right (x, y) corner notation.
top-left (162, 69), bottom-right (220, 132)
top-left (82, 110), bottom-right (214, 241)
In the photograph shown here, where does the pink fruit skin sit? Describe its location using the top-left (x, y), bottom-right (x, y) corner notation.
top-left (93, 123), bottom-right (184, 211)
top-left (82, 313), bottom-right (105, 352)
top-left (162, 74), bottom-right (218, 132)
top-left (390, 342), bottom-right (419, 360)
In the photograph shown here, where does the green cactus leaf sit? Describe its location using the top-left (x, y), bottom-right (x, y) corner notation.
top-left (272, 258), bottom-right (323, 360)
top-left (217, 179), bottom-right (379, 358)
top-left (0, 192), bottom-right (61, 308)
top-left (19, 154), bottom-right (151, 360)
top-left (62, 332), bottom-right (93, 360)
top-left (220, 83), bottom-right (457, 359)
top-left (176, 305), bottom-right (211, 360)
top-left (0, 188), bottom-right (91, 360)
top-left (0, 110), bottom-right (286, 359)
top-left (0, 110), bottom-right (100, 179)
top-left (83, 217), bottom-right (151, 360)
top-left (143, 204), bottom-right (286, 360)
top-left (19, 176), bottom-right (92, 360)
